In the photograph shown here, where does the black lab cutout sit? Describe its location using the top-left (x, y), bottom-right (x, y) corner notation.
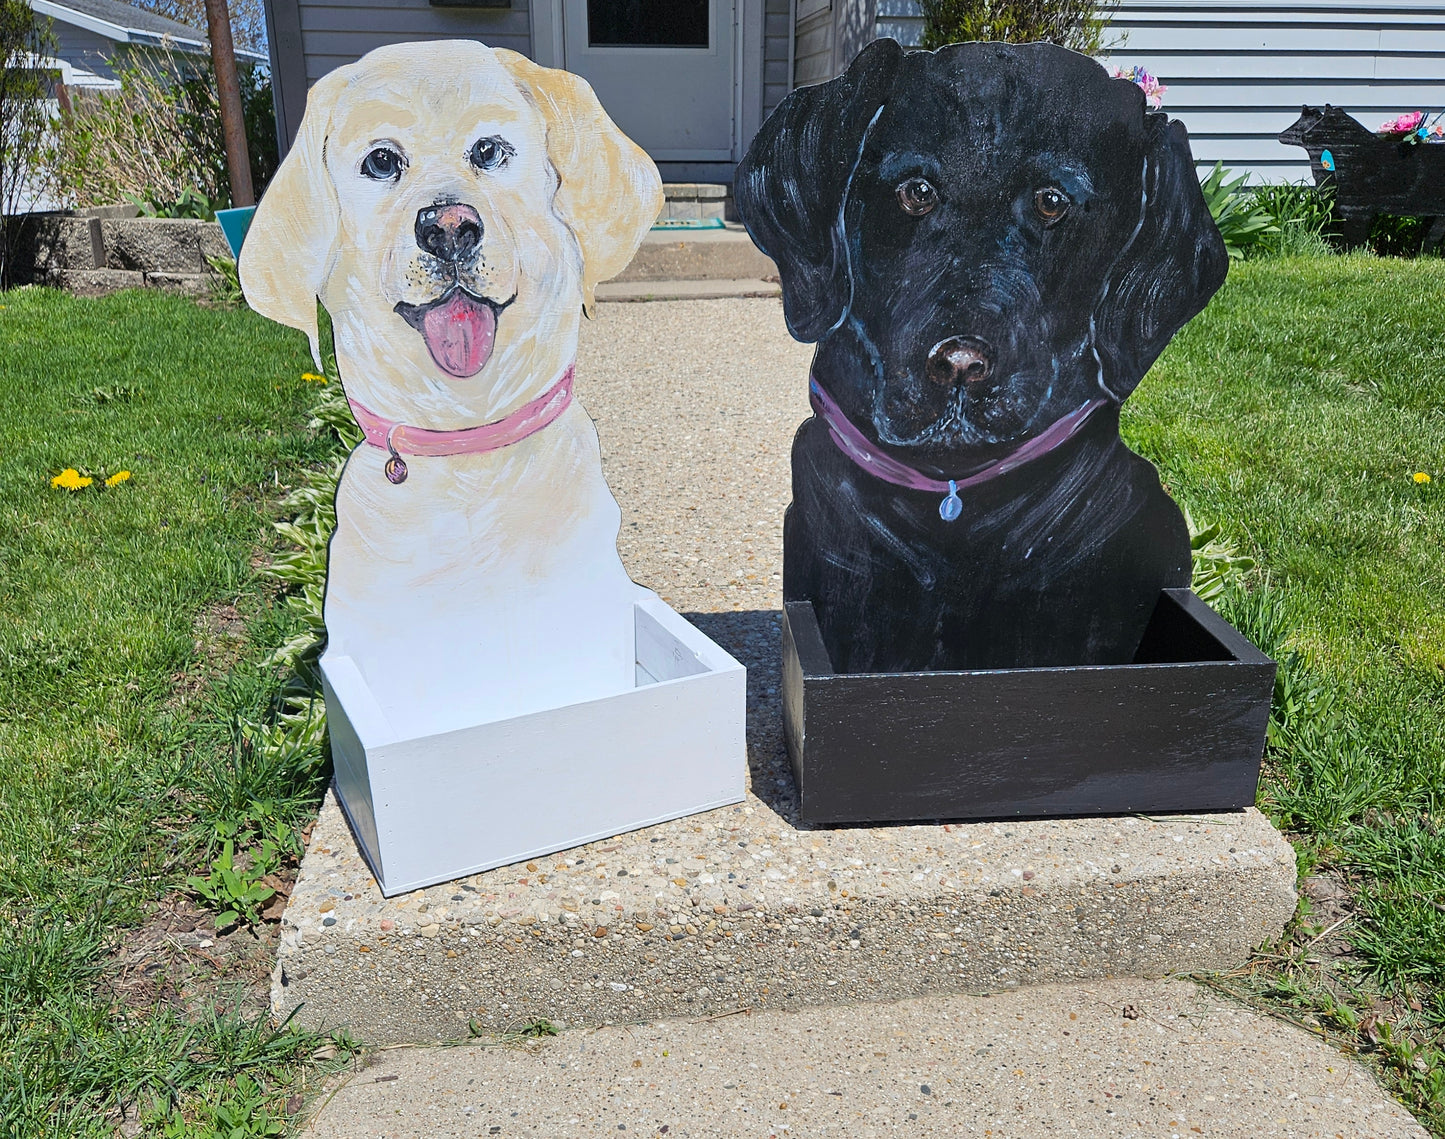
top-left (736, 40), bottom-right (1228, 674)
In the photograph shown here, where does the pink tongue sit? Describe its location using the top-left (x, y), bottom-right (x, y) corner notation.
top-left (420, 292), bottom-right (496, 379)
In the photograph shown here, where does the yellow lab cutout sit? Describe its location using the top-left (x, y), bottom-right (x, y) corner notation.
top-left (240, 40), bottom-right (664, 737)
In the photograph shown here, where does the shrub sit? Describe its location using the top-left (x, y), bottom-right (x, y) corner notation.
top-left (0, 0), bottom-right (54, 288)
top-left (1248, 182), bottom-right (1336, 259)
top-left (45, 59), bottom-right (276, 210)
top-left (1367, 214), bottom-right (1436, 259)
top-left (919, 0), bottom-right (1119, 55)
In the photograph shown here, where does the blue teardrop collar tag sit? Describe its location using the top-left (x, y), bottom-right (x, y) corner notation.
top-left (1321, 149), bottom-right (1335, 171)
top-left (939, 480), bottom-right (962, 522)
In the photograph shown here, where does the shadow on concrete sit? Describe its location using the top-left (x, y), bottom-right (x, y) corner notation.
top-left (682, 609), bottom-right (800, 825)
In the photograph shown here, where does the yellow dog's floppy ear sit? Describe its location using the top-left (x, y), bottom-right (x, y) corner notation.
top-left (238, 68), bottom-right (349, 368)
top-left (496, 49), bottom-right (663, 315)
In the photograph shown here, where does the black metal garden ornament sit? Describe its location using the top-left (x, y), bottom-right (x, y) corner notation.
top-left (737, 40), bottom-right (1276, 825)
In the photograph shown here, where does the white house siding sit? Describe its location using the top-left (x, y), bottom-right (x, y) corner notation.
top-left (1099, 0), bottom-right (1445, 180)
top-left (875, 0), bottom-right (923, 46)
top-left (798, 0), bottom-right (1445, 181)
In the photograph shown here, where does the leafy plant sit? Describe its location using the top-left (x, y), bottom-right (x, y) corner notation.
top-left (1368, 213), bottom-right (1433, 259)
top-left (1185, 509), bottom-right (1256, 601)
top-left (147, 1075), bottom-right (287, 1139)
top-left (1198, 163), bottom-right (1279, 260)
top-left (187, 840), bottom-right (276, 930)
top-left (919, 0), bottom-right (1120, 54)
top-left (127, 185), bottom-right (217, 221)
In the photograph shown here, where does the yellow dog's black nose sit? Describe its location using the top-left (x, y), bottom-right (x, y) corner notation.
top-left (416, 202), bottom-right (483, 264)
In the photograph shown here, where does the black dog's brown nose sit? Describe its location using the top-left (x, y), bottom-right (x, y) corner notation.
top-left (416, 202), bottom-right (483, 264)
top-left (926, 337), bottom-right (994, 388)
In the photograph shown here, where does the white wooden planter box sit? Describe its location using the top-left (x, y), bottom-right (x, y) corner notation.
top-left (321, 597), bottom-right (746, 896)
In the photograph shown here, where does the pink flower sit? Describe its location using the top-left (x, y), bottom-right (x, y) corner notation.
top-left (1109, 64), bottom-right (1167, 110)
top-left (1379, 110), bottom-right (1425, 135)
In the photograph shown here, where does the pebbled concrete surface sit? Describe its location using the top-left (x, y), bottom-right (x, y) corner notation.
top-left (275, 791), bottom-right (1294, 1043)
top-left (302, 979), bottom-right (1428, 1138)
top-left (275, 298), bottom-right (1297, 1044)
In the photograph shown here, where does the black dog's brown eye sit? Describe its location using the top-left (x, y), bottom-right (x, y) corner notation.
top-left (897, 177), bottom-right (938, 216)
top-left (470, 135), bottom-right (514, 172)
top-left (361, 146), bottom-right (405, 182)
top-left (1034, 187), bottom-right (1071, 222)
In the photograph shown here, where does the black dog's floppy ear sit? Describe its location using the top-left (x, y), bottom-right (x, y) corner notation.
top-left (1091, 115), bottom-right (1228, 400)
top-left (734, 38), bottom-right (903, 342)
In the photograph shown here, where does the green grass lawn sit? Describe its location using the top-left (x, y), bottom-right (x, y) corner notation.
top-left (0, 288), bottom-right (336, 1135)
top-left (0, 257), bottom-right (1443, 1135)
top-left (1126, 253), bottom-right (1445, 1126)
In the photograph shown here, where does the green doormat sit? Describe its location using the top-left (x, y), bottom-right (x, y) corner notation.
top-left (651, 217), bottom-right (728, 230)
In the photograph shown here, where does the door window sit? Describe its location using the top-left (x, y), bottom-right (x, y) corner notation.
top-left (587, 0), bottom-right (709, 47)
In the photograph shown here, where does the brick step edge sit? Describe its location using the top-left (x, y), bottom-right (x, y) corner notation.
top-left (595, 279), bottom-right (780, 302)
top-left (50, 269), bottom-right (213, 297)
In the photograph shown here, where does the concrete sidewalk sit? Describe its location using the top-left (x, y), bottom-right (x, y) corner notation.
top-left (297, 298), bottom-right (1424, 1136)
top-left (303, 979), bottom-right (1426, 1138)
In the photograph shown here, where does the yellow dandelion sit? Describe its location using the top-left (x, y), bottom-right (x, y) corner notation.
top-left (1413, 472), bottom-right (1432, 484)
top-left (50, 468), bottom-right (93, 490)
top-left (301, 371), bottom-right (328, 384)
top-left (105, 470), bottom-right (131, 487)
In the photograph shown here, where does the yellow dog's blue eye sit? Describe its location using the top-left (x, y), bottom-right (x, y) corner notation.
top-left (470, 136), bottom-right (514, 172)
top-left (361, 147), bottom-right (404, 181)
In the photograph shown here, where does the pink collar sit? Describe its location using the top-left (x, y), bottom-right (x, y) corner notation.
top-left (808, 374), bottom-right (1109, 522)
top-left (349, 365), bottom-right (574, 484)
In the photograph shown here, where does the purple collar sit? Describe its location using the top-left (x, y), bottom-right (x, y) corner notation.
top-left (808, 374), bottom-right (1110, 522)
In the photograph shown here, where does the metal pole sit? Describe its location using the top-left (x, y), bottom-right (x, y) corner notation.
top-left (203, 0), bottom-right (255, 207)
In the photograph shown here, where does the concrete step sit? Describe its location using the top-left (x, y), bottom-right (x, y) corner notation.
top-left (596, 278), bottom-right (780, 302)
top-left (273, 790), bottom-right (1294, 1045)
top-left (610, 223), bottom-right (776, 283)
top-left (659, 181), bottom-right (729, 222)
top-left (301, 978), bottom-right (1428, 1138)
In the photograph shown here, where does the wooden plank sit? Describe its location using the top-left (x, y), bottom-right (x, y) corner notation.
top-left (262, 0), bottom-right (309, 152)
top-left (783, 593), bottom-right (1274, 825)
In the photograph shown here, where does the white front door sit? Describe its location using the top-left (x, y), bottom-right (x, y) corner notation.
top-left (562, 0), bottom-right (737, 162)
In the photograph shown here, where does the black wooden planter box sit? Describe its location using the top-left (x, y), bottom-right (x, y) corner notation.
top-left (781, 588), bottom-right (1275, 825)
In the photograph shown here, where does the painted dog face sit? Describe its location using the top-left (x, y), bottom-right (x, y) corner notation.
top-left (240, 41), bottom-right (662, 423)
top-left (736, 40), bottom-right (1227, 460)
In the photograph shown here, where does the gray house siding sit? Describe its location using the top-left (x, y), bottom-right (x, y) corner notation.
top-left (51, 21), bottom-right (123, 81)
top-left (764, 0), bottom-right (792, 119)
top-left (296, 0), bottom-right (531, 81)
top-left (793, 0), bottom-right (1445, 180)
top-left (793, 0), bottom-right (879, 84)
